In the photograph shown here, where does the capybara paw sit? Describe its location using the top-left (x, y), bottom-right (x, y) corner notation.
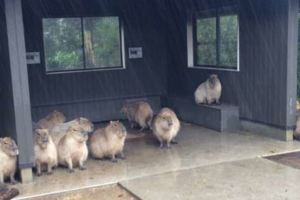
top-left (111, 158), bottom-right (118, 163)
top-left (117, 154), bottom-right (126, 160)
top-left (171, 140), bottom-right (178, 144)
top-left (79, 166), bottom-right (87, 171)
top-left (46, 171), bottom-right (53, 176)
top-left (68, 169), bottom-right (75, 173)
top-left (119, 156), bottom-right (126, 160)
top-left (10, 180), bottom-right (18, 185)
top-left (37, 173), bottom-right (42, 177)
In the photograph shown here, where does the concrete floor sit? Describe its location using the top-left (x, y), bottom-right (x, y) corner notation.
top-left (29, 184), bottom-right (137, 200)
top-left (121, 158), bottom-right (300, 200)
top-left (14, 123), bottom-right (300, 199)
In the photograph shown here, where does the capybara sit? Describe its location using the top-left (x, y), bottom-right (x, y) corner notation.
top-left (50, 117), bottom-right (94, 146)
top-left (0, 137), bottom-right (19, 184)
top-left (89, 121), bottom-right (127, 162)
top-left (194, 74), bottom-right (222, 105)
top-left (36, 110), bottom-right (66, 130)
top-left (57, 124), bottom-right (88, 173)
top-left (34, 129), bottom-right (58, 176)
top-left (152, 108), bottom-right (180, 148)
top-left (121, 101), bottom-right (153, 131)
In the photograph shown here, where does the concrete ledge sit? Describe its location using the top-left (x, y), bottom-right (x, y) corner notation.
top-left (241, 120), bottom-right (294, 141)
top-left (31, 95), bottom-right (162, 122)
top-left (165, 96), bottom-right (240, 132)
top-left (20, 168), bottom-right (33, 183)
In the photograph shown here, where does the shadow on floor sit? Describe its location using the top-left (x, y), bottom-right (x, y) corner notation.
top-left (264, 151), bottom-right (300, 170)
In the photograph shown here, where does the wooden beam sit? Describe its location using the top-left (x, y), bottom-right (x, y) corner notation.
top-left (5, 0), bottom-right (34, 181)
top-left (286, 0), bottom-right (299, 129)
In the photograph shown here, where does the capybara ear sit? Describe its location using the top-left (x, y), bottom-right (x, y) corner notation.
top-left (53, 110), bottom-right (60, 116)
top-left (35, 129), bottom-right (42, 135)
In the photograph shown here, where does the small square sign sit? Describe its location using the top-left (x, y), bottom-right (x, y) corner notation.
top-left (129, 47), bottom-right (143, 59)
top-left (26, 52), bottom-right (41, 64)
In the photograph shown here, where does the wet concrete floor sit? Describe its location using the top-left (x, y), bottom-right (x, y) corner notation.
top-left (14, 123), bottom-right (300, 199)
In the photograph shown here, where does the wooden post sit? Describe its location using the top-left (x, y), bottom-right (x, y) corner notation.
top-left (286, 0), bottom-right (299, 130)
top-left (5, 0), bottom-right (34, 182)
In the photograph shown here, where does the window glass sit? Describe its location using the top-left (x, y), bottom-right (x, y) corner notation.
top-left (220, 15), bottom-right (238, 67)
top-left (43, 17), bottom-right (123, 72)
top-left (43, 18), bottom-right (83, 71)
top-left (196, 17), bottom-right (217, 65)
top-left (193, 9), bottom-right (238, 70)
top-left (83, 17), bottom-right (121, 68)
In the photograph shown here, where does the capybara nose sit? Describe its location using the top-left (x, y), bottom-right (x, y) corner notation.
top-left (14, 148), bottom-right (19, 155)
top-left (43, 139), bottom-right (49, 143)
top-left (82, 131), bottom-right (88, 137)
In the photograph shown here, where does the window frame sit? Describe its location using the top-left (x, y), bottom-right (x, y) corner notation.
top-left (188, 7), bottom-right (240, 72)
top-left (42, 16), bottom-right (125, 74)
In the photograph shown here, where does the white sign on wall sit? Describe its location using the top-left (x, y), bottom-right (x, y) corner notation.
top-left (26, 52), bottom-right (41, 64)
top-left (129, 47), bottom-right (143, 59)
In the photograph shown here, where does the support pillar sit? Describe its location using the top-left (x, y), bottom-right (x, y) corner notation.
top-left (5, 0), bottom-right (34, 182)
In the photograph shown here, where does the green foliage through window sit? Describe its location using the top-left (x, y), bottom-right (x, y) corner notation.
top-left (196, 17), bottom-right (217, 65)
top-left (220, 15), bottom-right (238, 67)
top-left (194, 9), bottom-right (238, 69)
top-left (43, 17), bottom-right (122, 72)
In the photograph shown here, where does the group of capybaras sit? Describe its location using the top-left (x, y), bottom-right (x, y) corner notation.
top-left (0, 74), bottom-right (223, 184)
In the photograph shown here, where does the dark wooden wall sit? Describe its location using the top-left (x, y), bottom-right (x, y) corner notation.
top-left (22, 0), bottom-right (298, 129)
top-left (0, 1), bottom-right (17, 139)
top-left (165, 0), bottom-right (298, 129)
top-left (22, 0), bottom-right (168, 122)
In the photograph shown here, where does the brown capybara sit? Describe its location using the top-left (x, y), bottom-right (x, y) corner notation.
top-left (36, 110), bottom-right (66, 130)
top-left (50, 117), bottom-right (94, 146)
top-left (194, 74), bottom-right (222, 105)
top-left (89, 121), bottom-right (127, 162)
top-left (121, 101), bottom-right (153, 131)
top-left (57, 124), bottom-right (88, 173)
top-left (0, 137), bottom-right (19, 184)
top-left (152, 108), bottom-right (180, 148)
top-left (34, 129), bottom-right (58, 176)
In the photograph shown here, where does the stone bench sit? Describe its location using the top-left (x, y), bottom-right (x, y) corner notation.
top-left (164, 96), bottom-right (240, 132)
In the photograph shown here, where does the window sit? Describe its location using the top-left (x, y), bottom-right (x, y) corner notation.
top-left (188, 7), bottom-right (239, 71)
top-left (43, 17), bottom-right (123, 72)
top-left (195, 17), bottom-right (217, 66)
